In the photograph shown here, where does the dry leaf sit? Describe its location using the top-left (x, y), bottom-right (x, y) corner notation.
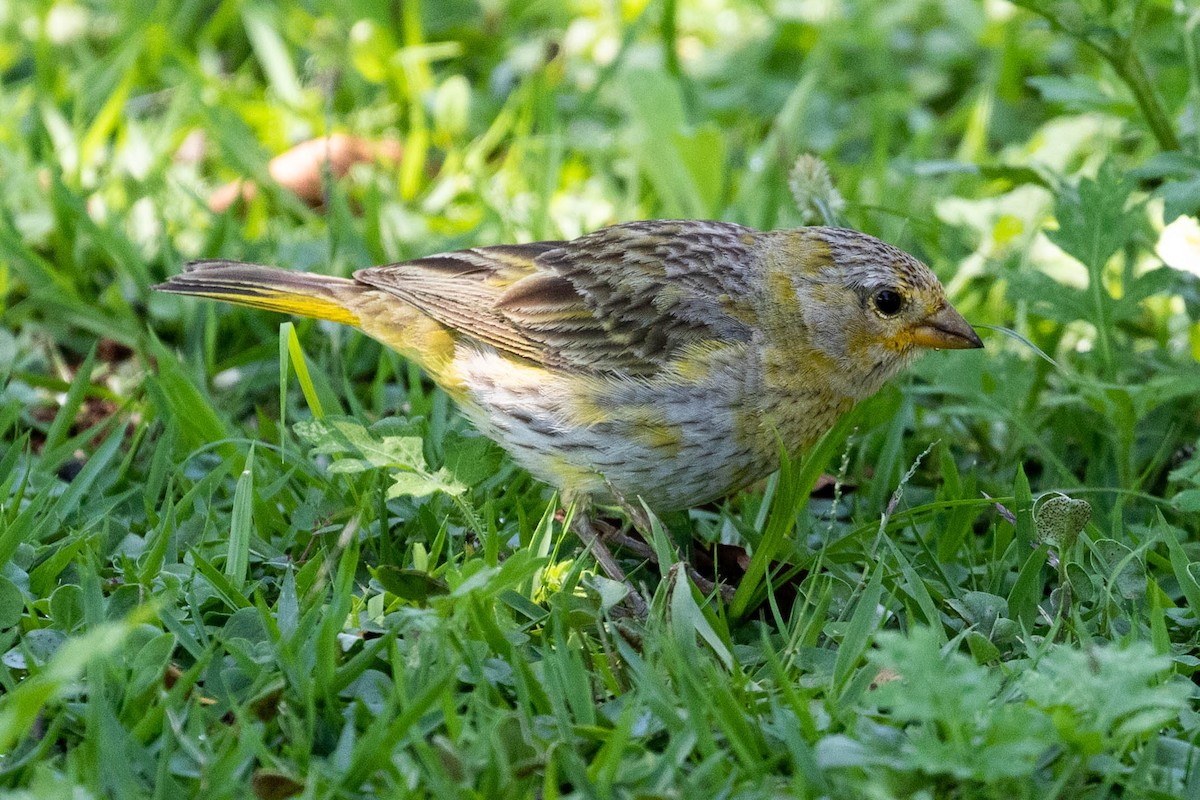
top-left (209, 134), bottom-right (402, 212)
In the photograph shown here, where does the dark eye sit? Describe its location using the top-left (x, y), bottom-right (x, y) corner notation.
top-left (873, 289), bottom-right (904, 317)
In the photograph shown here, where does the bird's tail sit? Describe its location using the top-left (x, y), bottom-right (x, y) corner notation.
top-left (154, 260), bottom-right (363, 326)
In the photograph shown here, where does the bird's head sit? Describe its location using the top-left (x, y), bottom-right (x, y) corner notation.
top-left (764, 227), bottom-right (982, 399)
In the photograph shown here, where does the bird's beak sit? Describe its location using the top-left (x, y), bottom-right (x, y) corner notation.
top-left (910, 304), bottom-right (984, 350)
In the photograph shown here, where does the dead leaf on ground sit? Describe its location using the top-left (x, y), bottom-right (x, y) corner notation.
top-left (208, 134), bottom-right (403, 212)
top-left (251, 770), bottom-right (304, 800)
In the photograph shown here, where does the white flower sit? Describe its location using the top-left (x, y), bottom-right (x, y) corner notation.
top-left (1157, 215), bottom-right (1200, 278)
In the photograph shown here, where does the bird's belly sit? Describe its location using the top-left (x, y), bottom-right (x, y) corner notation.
top-left (451, 349), bottom-right (769, 511)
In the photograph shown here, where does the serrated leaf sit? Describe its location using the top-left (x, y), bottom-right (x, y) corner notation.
top-left (869, 627), bottom-right (1002, 725)
top-left (1047, 161), bottom-right (1136, 270)
top-left (1006, 270), bottom-right (1091, 323)
top-left (441, 430), bottom-right (503, 488)
top-left (296, 417), bottom-right (426, 469)
top-left (325, 458), bottom-right (377, 474)
top-left (372, 436), bottom-right (426, 468)
top-left (292, 419), bottom-right (331, 447)
top-left (1118, 267), bottom-right (1184, 312)
top-left (1020, 641), bottom-right (1187, 748)
top-left (388, 468), bottom-right (465, 499)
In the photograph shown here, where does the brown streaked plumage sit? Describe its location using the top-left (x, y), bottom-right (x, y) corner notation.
top-left (156, 220), bottom-right (982, 597)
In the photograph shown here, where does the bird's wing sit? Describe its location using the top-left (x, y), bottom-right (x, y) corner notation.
top-left (355, 243), bottom-right (560, 365)
top-left (354, 220), bottom-right (760, 373)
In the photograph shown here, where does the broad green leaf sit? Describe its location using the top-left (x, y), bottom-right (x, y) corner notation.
top-left (1171, 488), bottom-right (1200, 513)
top-left (372, 566), bottom-right (449, 602)
top-left (295, 417), bottom-right (426, 470)
top-left (0, 618), bottom-right (143, 752)
top-left (621, 69), bottom-right (712, 218)
top-left (1157, 177), bottom-right (1200, 223)
top-left (0, 576), bottom-right (22, 629)
top-left (241, 4), bottom-right (304, 106)
top-left (1008, 546), bottom-right (1048, 630)
top-left (669, 568), bottom-right (733, 671)
top-left (1027, 75), bottom-right (1133, 115)
top-left (833, 566), bottom-right (885, 695)
top-left (1089, 539), bottom-right (1146, 600)
top-left (1033, 494), bottom-right (1091, 549)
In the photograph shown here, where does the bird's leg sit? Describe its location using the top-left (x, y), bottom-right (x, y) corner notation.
top-left (603, 479), bottom-right (654, 537)
top-left (592, 517), bottom-right (655, 561)
top-left (689, 565), bottom-right (736, 603)
top-left (602, 480), bottom-right (734, 603)
top-left (594, 517), bottom-right (729, 601)
top-left (604, 480), bottom-right (653, 533)
top-left (567, 503), bottom-right (649, 618)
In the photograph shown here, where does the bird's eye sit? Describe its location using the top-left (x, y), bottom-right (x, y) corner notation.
top-left (873, 289), bottom-right (904, 317)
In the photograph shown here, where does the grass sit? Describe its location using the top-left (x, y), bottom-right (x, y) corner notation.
top-left (3, 0), bottom-right (1200, 797)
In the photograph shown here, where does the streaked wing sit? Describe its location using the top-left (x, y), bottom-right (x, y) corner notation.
top-left (501, 220), bottom-right (758, 371)
top-left (355, 221), bottom-right (760, 374)
top-left (354, 243), bottom-right (561, 364)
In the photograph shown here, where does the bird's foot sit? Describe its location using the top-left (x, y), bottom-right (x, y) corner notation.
top-left (598, 484), bottom-right (734, 605)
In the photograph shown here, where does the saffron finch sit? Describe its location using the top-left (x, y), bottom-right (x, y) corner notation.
top-left (157, 220), bottom-right (982, 599)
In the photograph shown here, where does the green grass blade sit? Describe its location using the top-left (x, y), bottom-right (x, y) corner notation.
top-left (833, 565), bottom-right (885, 697)
top-left (225, 443), bottom-right (256, 590)
top-left (731, 407), bottom-right (861, 619)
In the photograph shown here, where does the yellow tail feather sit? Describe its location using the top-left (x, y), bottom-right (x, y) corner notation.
top-left (155, 260), bottom-right (361, 326)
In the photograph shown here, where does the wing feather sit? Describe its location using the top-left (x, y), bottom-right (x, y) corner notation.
top-left (354, 221), bottom-right (762, 374)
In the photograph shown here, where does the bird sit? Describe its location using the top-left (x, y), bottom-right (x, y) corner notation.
top-left (156, 220), bottom-right (982, 607)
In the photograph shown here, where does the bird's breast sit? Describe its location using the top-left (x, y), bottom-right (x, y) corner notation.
top-left (757, 342), bottom-right (857, 456)
top-left (447, 342), bottom-right (777, 511)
